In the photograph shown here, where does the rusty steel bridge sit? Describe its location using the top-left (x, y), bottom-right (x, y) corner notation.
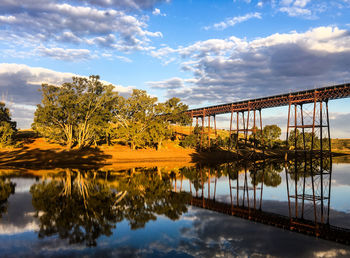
top-left (185, 83), bottom-right (350, 150)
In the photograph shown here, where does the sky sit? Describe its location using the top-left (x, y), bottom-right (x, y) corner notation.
top-left (0, 0), bottom-right (350, 137)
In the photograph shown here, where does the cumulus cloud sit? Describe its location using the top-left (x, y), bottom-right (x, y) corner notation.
top-left (0, 63), bottom-right (133, 128)
top-left (204, 12), bottom-right (262, 30)
top-left (0, 0), bottom-right (163, 58)
top-left (150, 26), bottom-right (350, 106)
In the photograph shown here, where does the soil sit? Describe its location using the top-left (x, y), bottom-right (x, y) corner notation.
top-left (0, 136), bottom-right (197, 170)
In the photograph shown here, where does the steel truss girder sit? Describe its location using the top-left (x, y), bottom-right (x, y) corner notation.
top-left (187, 83), bottom-right (350, 118)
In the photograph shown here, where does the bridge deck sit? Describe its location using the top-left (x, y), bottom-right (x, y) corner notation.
top-left (187, 83), bottom-right (350, 117)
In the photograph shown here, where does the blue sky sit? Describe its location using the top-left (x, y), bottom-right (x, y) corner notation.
top-left (0, 0), bottom-right (350, 137)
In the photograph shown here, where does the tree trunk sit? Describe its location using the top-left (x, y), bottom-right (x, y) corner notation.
top-left (157, 139), bottom-right (162, 150)
top-left (106, 132), bottom-right (110, 146)
top-left (131, 142), bottom-right (136, 150)
top-left (65, 124), bottom-right (73, 149)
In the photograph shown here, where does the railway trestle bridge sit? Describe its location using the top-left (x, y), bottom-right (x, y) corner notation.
top-left (186, 83), bottom-right (350, 151)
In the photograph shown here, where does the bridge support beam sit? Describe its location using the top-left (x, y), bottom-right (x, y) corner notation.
top-left (192, 113), bottom-right (217, 149)
top-left (229, 108), bottom-right (263, 150)
top-left (285, 94), bottom-right (331, 154)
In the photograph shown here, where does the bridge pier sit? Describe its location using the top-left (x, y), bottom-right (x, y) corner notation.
top-left (229, 107), bottom-right (263, 150)
top-left (286, 93), bottom-right (331, 153)
top-left (190, 112), bottom-right (218, 149)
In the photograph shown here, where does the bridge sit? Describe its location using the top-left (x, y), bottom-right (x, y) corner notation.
top-left (186, 83), bottom-right (350, 150)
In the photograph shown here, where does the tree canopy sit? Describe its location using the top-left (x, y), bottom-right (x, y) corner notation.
top-left (33, 76), bottom-right (120, 149)
top-left (114, 90), bottom-right (190, 150)
top-left (262, 125), bottom-right (282, 148)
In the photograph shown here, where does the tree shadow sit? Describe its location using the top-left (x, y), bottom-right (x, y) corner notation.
top-left (0, 146), bottom-right (112, 169)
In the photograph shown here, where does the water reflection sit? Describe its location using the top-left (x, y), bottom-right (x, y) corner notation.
top-left (30, 168), bottom-right (190, 246)
top-left (285, 154), bottom-right (332, 228)
top-left (174, 154), bottom-right (350, 244)
top-left (0, 177), bottom-right (15, 218)
top-left (1, 155), bottom-right (350, 256)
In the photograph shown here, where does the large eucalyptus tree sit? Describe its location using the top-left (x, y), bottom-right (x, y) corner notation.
top-left (33, 75), bottom-right (119, 149)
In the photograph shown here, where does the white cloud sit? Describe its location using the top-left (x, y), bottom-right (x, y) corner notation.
top-left (204, 12), bottom-right (262, 30)
top-left (152, 8), bottom-right (166, 16)
top-left (36, 46), bottom-right (93, 61)
top-left (115, 55), bottom-right (133, 63)
top-left (83, 0), bottom-right (169, 11)
top-left (293, 0), bottom-right (311, 8)
top-left (278, 0), bottom-right (317, 18)
top-left (149, 26), bottom-right (350, 108)
top-left (279, 6), bottom-right (311, 17)
top-left (0, 0), bottom-right (163, 58)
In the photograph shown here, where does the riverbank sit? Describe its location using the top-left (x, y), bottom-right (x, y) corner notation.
top-left (0, 135), bottom-right (349, 170)
top-left (0, 137), bottom-right (197, 170)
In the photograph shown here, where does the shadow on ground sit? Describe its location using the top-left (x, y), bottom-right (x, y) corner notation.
top-left (0, 146), bottom-right (112, 169)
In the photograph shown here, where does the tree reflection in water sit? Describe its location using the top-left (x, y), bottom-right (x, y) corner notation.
top-left (0, 178), bottom-right (15, 218)
top-left (30, 168), bottom-right (190, 246)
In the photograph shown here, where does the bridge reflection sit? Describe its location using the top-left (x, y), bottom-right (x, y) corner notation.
top-left (174, 154), bottom-right (350, 245)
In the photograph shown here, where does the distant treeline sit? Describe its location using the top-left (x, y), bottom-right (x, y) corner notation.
top-left (179, 124), bottom-right (327, 151)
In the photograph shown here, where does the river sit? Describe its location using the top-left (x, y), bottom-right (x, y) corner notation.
top-left (0, 154), bottom-right (350, 257)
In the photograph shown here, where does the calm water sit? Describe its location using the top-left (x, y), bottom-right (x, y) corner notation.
top-left (1, 156), bottom-right (350, 257)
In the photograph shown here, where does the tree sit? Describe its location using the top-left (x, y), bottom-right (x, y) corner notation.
top-left (114, 91), bottom-right (190, 150)
top-left (262, 125), bottom-right (281, 148)
top-left (33, 76), bottom-right (119, 149)
top-left (288, 129), bottom-right (319, 150)
top-left (162, 97), bottom-right (190, 126)
top-left (114, 89), bottom-right (158, 150)
top-left (179, 125), bottom-right (203, 149)
top-left (0, 102), bottom-right (16, 147)
top-left (149, 97), bottom-right (191, 150)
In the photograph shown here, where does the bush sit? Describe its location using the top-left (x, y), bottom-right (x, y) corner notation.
top-left (0, 121), bottom-right (15, 147)
top-left (180, 134), bottom-right (199, 148)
